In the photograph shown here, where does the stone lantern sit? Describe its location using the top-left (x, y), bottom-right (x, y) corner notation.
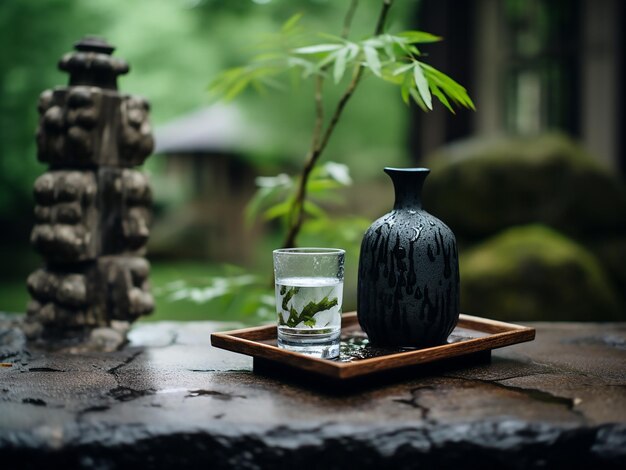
top-left (24, 37), bottom-right (155, 349)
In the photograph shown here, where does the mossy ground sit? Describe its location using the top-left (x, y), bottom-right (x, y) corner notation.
top-left (460, 225), bottom-right (623, 321)
top-left (422, 134), bottom-right (626, 321)
top-left (424, 133), bottom-right (626, 241)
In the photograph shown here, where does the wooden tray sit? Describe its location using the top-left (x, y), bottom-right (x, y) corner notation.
top-left (210, 312), bottom-right (535, 381)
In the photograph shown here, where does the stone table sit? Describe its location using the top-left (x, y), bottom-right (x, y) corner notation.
top-left (1, 315), bottom-right (625, 469)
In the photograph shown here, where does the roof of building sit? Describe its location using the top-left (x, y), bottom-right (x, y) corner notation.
top-left (154, 104), bottom-right (264, 155)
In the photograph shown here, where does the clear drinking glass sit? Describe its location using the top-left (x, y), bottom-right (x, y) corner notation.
top-left (273, 247), bottom-right (345, 359)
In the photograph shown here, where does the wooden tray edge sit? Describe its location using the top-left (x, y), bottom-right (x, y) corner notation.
top-left (336, 327), bottom-right (535, 379)
top-left (211, 332), bottom-right (343, 376)
top-left (210, 312), bottom-right (536, 380)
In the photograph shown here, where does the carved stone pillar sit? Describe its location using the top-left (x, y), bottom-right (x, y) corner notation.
top-left (24, 37), bottom-right (155, 349)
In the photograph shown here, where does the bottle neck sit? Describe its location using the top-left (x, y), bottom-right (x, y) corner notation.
top-left (384, 167), bottom-right (430, 211)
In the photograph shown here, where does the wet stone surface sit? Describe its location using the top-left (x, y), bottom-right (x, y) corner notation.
top-left (1, 314), bottom-right (625, 469)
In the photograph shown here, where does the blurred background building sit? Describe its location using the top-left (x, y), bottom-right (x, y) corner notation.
top-left (412, 0), bottom-right (625, 176)
top-left (0, 0), bottom-right (624, 323)
top-left (151, 105), bottom-right (262, 263)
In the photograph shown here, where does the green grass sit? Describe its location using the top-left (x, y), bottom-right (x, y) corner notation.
top-left (0, 280), bottom-right (29, 315)
top-left (0, 261), bottom-right (273, 325)
top-left (147, 261), bottom-right (272, 325)
top-left (148, 261), bottom-right (223, 322)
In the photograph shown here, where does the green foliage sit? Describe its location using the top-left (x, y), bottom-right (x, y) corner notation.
top-left (209, 14), bottom-right (474, 113)
top-left (0, 0), bottom-right (412, 235)
top-left (0, 0), bottom-right (226, 218)
top-left (245, 161), bottom-right (370, 262)
top-left (210, 2), bottom-right (474, 251)
top-left (246, 161), bottom-right (353, 229)
top-left (460, 225), bottom-right (623, 321)
top-left (152, 264), bottom-right (274, 324)
top-left (0, 0), bottom-right (104, 216)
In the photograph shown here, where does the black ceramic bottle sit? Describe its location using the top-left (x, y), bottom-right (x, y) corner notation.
top-left (357, 168), bottom-right (459, 347)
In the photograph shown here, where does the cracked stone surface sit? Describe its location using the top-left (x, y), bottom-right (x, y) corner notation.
top-left (1, 314), bottom-right (625, 469)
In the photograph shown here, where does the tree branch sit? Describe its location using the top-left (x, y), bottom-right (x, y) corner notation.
top-left (374, 0), bottom-right (393, 36)
top-left (281, 0), bottom-right (394, 249)
top-left (342, 0), bottom-right (359, 39)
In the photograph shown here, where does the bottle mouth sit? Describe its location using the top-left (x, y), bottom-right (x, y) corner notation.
top-left (384, 167), bottom-right (430, 173)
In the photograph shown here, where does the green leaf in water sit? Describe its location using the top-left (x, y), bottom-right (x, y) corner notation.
top-left (281, 286), bottom-right (300, 311)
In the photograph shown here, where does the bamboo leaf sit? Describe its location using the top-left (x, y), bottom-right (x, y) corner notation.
top-left (423, 66), bottom-right (466, 96)
top-left (413, 62), bottom-right (432, 110)
top-left (392, 63), bottom-right (414, 76)
top-left (253, 52), bottom-right (285, 62)
top-left (380, 65), bottom-right (404, 85)
top-left (316, 32), bottom-right (348, 43)
top-left (263, 200), bottom-right (293, 221)
top-left (400, 72), bottom-right (412, 104)
top-left (287, 56), bottom-right (316, 77)
top-left (323, 161), bottom-right (352, 185)
top-left (430, 83), bottom-right (455, 114)
top-left (245, 186), bottom-right (281, 227)
top-left (421, 63), bottom-right (476, 110)
top-left (294, 44), bottom-right (343, 54)
top-left (363, 45), bottom-right (381, 76)
top-left (362, 37), bottom-right (385, 48)
top-left (251, 79), bottom-right (267, 95)
top-left (307, 179), bottom-right (342, 193)
top-left (207, 68), bottom-right (239, 95)
top-left (281, 12), bottom-right (303, 33)
top-left (317, 49), bottom-right (339, 69)
top-left (333, 47), bottom-right (348, 83)
top-left (303, 200), bottom-right (327, 219)
top-left (397, 30), bottom-right (443, 44)
top-left (391, 35), bottom-right (410, 50)
top-left (258, 75), bottom-right (287, 91)
top-left (347, 42), bottom-right (360, 61)
top-left (380, 34), bottom-right (396, 59)
top-left (406, 45), bottom-right (422, 56)
top-left (409, 88), bottom-right (430, 112)
top-left (224, 77), bottom-right (250, 101)
top-left (256, 173), bottom-right (292, 188)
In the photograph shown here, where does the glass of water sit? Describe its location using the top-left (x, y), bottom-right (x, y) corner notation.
top-left (273, 247), bottom-right (345, 359)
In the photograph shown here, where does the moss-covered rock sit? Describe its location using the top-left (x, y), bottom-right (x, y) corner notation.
top-left (460, 225), bottom-right (622, 321)
top-left (423, 133), bottom-right (626, 241)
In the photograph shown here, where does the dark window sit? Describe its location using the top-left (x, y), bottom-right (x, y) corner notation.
top-left (503, 0), bottom-right (580, 135)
